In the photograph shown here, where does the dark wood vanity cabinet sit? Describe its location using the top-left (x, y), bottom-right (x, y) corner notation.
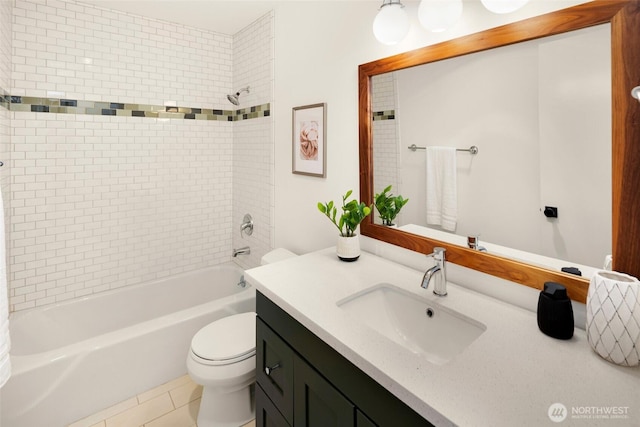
top-left (255, 291), bottom-right (434, 427)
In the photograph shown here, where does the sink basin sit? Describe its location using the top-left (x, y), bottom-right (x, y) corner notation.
top-left (337, 283), bottom-right (486, 365)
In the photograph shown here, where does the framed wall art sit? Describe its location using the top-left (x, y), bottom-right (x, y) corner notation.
top-left (292, 103), bottom-right (326, 177)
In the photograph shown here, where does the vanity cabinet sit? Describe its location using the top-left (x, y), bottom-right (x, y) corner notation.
top-left (256, 291), bottom-right (434, 427)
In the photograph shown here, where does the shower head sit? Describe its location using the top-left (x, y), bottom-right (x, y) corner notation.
top-left (227, 93), bottom-right (240, 106)
top-left (227, 86), bottom-right (250, 106)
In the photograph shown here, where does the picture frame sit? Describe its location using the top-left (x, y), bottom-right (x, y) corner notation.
top-left (292, 103), bottom-right (326, 177)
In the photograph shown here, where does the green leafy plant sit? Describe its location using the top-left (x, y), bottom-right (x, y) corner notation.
top-left (317, 190), bottom-right (372, 237)
top-left (374, 185), bottom-right (409, 226)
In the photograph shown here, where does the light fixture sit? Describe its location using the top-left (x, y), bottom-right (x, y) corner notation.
top-left (632, 86), bottom-right (640, 103)
top-left (373, 0), bottom-right (530, 45)
top-left (481, 0), bottom-right (530, 14)
top-left (418, 0), bottom-right (463, 33)
top-left (373, 0), bottom-right (410, 45)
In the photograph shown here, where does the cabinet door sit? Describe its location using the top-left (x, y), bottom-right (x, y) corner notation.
top-left (356, 410), bottom-right (378, 427)
top-left (293, 354), bottom-right (355, 427)
top-left (257, 319), bottom-right (295, 424)
top-left (256, 383), bottom-right (291, 427)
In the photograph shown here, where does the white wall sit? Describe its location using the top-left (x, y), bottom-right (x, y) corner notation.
top-left (396, 41), bottom-right (541, 250)
top-left (272, 0), bottom-right (590, 255)
top-left (389, 24), bottom-right (610, 267)
top-left (538, 24), bottom-right (611, 267)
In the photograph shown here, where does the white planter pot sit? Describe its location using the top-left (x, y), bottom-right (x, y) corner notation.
top-left (336, 234), bottom-right (360, 262)
top-left (586, 270), bottom-right (640, 367)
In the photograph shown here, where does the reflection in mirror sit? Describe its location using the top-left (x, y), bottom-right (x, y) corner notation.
top-left (371, 24), bottom-right (611, 271)
top-left (360, 0), bottom-right (640, 303)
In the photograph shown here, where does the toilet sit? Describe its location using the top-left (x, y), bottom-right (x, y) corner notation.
top-left (187, 312), bottom-right (256, 427)
top-left (187, 248), bottom-right (296, 427)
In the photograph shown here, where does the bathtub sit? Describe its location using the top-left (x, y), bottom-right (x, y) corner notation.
top-left (1, 263), bottom-right (255, 427)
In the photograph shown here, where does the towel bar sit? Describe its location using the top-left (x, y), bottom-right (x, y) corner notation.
top-left (408, 144), bottom-right (478, 155)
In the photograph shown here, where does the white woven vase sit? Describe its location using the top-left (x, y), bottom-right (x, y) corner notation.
top-left (336, 234), bottom-right (360, 262)
top-left (586, 270), bottom-right (640, 367)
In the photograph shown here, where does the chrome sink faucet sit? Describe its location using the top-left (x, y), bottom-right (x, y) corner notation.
top-left (421, 247), bottom-right (447, 297)
top-left (467, 235), bottom-right (487, 252)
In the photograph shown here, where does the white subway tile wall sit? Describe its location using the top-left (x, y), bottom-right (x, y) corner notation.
top-left (233, 12), bottom-right (273, 109)
top-left (1, 0), bottom-right (12, 291)
top-left (373, 119), bottom-right (400, 195)
top-left (11, 0), bottom-right (232, 107)
top-left (232, 11), bottom-right (274, 269)
top-left (371, 73), bottom-right (400, 218)
top-left (10, 113), bottom-right (233, 311)
top-left (0, 0), bottom-right (10, 92)
top-left (8, 0), bottom-right (274, 311)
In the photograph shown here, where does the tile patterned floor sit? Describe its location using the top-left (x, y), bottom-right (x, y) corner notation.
top-left (67, 375), bottom-right (256, 427)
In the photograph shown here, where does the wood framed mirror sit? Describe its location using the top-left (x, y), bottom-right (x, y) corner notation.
top-left (359, 0), bottom-right (640, 303)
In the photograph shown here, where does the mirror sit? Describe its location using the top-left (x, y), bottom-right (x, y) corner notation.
top-left (359, 0), bottom-right (640, 303)
top-left (371, 24), bottom-right (611, 272)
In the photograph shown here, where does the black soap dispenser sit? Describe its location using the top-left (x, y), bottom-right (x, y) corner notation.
top-left (537, 282), bottom-right (574, 340)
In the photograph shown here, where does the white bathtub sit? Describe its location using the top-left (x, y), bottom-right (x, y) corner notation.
top-left (1, 263), bottom-right (255, 427)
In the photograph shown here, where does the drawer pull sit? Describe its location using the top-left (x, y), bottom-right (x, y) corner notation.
top-left (265, 363), bottom-right (281, 376)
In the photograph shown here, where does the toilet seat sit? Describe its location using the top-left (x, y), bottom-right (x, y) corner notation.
top-left (190, 312), bottom-right (256, 366)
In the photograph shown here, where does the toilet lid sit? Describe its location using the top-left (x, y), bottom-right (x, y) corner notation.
top-left (191, 312), bottom-right (256, 362)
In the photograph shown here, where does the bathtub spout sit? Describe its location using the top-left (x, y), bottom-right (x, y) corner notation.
top-left (233, 246), bottom-right (250, 257)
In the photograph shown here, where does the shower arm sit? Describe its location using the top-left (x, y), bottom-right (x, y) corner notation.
top-left (236, 87), bottom-right (250, 96)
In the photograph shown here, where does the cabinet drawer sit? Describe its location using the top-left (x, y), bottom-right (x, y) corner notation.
top-left (257, 318), bottom-right (294, 424)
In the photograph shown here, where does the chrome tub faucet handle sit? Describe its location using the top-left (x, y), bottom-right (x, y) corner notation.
top-left (240, 214), bottom-right (253, 238)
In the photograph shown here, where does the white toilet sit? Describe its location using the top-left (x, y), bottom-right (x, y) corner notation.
top-left (187, 248), bottom-right (296, 427)
top-left (187, 312), bottom-right (257, 427)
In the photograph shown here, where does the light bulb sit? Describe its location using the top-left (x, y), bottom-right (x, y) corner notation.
top-left (373, 2), bottom-right (410, 45)
top-left (418, 0), bottom-right (463, 33)
top-left (481, 0), bottom-right (529, 14)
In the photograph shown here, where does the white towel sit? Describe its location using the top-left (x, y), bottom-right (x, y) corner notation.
top-left (426, 146), bottom-right (457, 232)
top-left (0, 189), bottom-right (10, 388)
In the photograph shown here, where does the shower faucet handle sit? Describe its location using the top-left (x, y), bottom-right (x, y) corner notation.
top-left (240, 214), bottom-right (253, 237)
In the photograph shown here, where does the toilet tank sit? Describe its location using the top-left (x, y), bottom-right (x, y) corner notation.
top-left (260, 248), bottom-right (297, 265)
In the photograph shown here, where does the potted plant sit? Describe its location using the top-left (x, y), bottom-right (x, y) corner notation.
top-left (374, 185), bottom-right (409, 226)
top-left (317, 190), bottom-right (372, 261)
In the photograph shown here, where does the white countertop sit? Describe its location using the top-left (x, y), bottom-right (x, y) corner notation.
top-left (245, 248), bottom-right (640, 426)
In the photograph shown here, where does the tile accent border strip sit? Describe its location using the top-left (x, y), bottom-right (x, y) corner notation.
top-left (372, 110), bottom-right (395, 121)
top-left (0, 93), bottom-right (269, 122)
top-left (0, 89), bottom-right (8, 111)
